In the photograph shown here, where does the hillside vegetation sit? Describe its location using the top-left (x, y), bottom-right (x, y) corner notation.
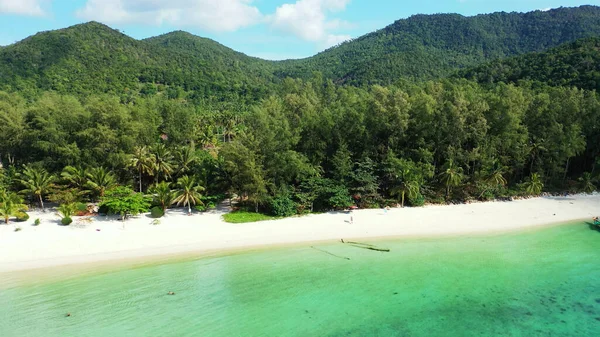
top-left (459, 37), bottom-right (600, 91)
top-left (276, 5), bottom-right (600, 84)
top-left (2, 6), bottom-right (600, 97)
top-left (0, 22), bottom-right (276, 100)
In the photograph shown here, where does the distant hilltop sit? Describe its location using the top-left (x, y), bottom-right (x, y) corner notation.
top-left (1, 6), bottom-right (600, 95)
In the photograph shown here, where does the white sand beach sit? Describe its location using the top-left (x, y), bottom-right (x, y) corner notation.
top-left (0, 194), bottom-right (598, 273)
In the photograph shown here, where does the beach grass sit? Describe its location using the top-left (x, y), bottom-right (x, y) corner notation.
top-left (222, 211), bottom-right (280, 223)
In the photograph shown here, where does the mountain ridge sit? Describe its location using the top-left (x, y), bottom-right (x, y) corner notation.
top-left (458, 36), bottom-right (600, 91)
top-left (2, 6), bottom-right (600, 95)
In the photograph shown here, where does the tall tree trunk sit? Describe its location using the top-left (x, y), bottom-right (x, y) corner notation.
top-left (401, 191), bottom-right (405, 208)
top-left (564, 157), bottom-right (570, 182)
top-left (139, 168), bottom-right (143, 193)
top-left (255, 200), bottom-right (258, 213)
top-left (38, 194), bottom-right (44, 211)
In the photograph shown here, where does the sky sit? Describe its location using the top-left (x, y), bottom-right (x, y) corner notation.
top-left (0, 0), bottom-right (598, 60)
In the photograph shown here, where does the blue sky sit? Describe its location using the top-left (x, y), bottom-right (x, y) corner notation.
top-left (0, 0), bottom-right (598, 59)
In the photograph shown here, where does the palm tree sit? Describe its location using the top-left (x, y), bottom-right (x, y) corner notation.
top-left (439, 160), bottom-right (464, 200)
top-left (0, 190), bottom-right (28, 224)
top-left (524, 173), bottom-right (544, 196)
top-left (479, 160), bottom-right (507, 198)
top-left (152, 144), bottom-right (173, 183)
top-left (223, 117), bottom-right (240, 143)
top-left (173, 146), bottom-right (197, 177)
top-left (60, 166), bottom-right (90, 199)
top-left (149, 181), bottom-right (176, 212)
top-left (528, 139), bottom-right (547, 174)
top-left (390, 169), bottom-right (420, 207)
top-left (129, 146), bottom-right (155, 192)
top-left (57, 203), bottom-right (77, 219)
top-left (485, 161), bottom-right (508, 187)
top-left (578, 172), bottom-right (597, 194)
top-left (19, 165), bottom-right (55, 211)
top-left (61, 166), bottom-right (89, 190)
top-left (173, 175), bottom-right (204, 215)
top-left (86, 167), bottom-right (117, 200)
top-left (196, 125), bottom-right (217, 149)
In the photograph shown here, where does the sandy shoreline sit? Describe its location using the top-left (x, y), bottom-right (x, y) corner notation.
top-left (0, 194), bottom-right (598, 274)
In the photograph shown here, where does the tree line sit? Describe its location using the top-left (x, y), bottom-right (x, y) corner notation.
top-left (1, 76), bottom-right (599, 221)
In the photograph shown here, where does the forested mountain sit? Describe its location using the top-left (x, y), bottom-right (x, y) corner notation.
top-left (458, 37), bottom-right (600, 91)
top-left (2, 6), bottom-right (600, 97)
top-left (277, 5), bottom-right (600, 84)
top-left (0, 22), bottom-right (275, 99)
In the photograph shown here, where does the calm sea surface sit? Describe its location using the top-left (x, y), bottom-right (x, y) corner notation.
top-left (1, 222), bottom-right (599, 337)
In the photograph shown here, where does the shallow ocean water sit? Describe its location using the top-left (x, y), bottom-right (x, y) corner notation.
top-left (1, 222), bottom-right (599, 337)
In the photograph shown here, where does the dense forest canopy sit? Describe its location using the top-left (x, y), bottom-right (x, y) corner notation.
top-left (2, 6), bottom-right (600, 97)
top-left (0, 6), bottom-right (599, 217)
top-left (0, 78), bottom-right (598, 214)
top-left (458, 37), bottom-right (600, 91)
top-left (272, 5), bottom-right (600, 84)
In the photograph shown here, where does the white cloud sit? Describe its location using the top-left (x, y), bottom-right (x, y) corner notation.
top-left (269, 0), bottom-right (352, 48)
top-left (75, 0), bottom-right (353, 49)
top-left (0, 0), bottom-right (45, 16)
top-left (76, 0), bottom-right (262, 32)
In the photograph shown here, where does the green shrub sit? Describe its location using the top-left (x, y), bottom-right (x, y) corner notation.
top-left (97, 204), bottom-right (109, 215)
top-left (200, 195), bottom-right (222, 211)
top-left (14, 227), bottom-right (22, 232)
top-left (150, 206), bottom-right (164, 218)
top-left (270, 195), bottom-right (297, 217)
top-left (61, 217), bottom-right (73, 226)
top-left (480, 189), bottom-right (495, 201)
top-left (328, 191), bottom-right (353, 210)
top-left (33, 218), bottom-right (41, 226)
top-left (15, 212), bottom-right (29, 222)
top-left (194, 205), bottom-right (207, 212)
top-left (58, 203), bottom-right (77, 218)
top-left (73, 203), bottom-right (89, 216)
top-left (408, 193), bottom-right (425, 207)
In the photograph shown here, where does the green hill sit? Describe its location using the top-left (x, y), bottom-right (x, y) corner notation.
top-left (0, 22), bottom-right (275, 98)
top-left (458, 37), bottom-right (600, 91)
top-left (277, 5), bottom-right (600, 85)
top-left (2, 6), bottom-right (600, 96)
top-left (0, 22), bottom-right (156, 94)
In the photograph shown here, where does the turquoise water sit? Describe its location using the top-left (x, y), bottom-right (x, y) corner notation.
top-left (1, 223), bottom-right (600, 336)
